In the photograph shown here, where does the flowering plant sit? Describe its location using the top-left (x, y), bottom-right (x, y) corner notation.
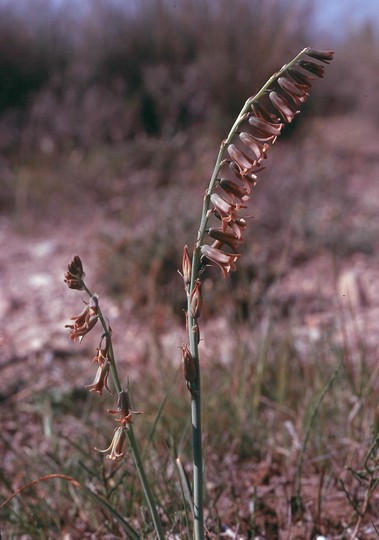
top-left (64, 47), bottom-right (333, 539)
top-left (179, 47), bottom-right (333, 539)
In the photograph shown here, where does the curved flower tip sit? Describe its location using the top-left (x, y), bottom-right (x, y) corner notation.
top-left (95, 427), bottom-right (127, 461)
top-left (305, 48), bottom-right (334, 64)
top-left (64, 255), bottom-right (85, 290)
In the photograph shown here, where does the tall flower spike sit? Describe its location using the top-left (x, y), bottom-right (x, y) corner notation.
top-left (182, 49), bottom-right (333, 539)
top-left (184, 48), bottom-right (333, 535)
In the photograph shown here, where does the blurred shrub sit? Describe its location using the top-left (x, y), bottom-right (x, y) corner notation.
top-left (1, 0), bottom-right (378, 158)
top-left (0, 0), bottom-right (313, 155)
top-left (321, 23), bottom-right (379, 117)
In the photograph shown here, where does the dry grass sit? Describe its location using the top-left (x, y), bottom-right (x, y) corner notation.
top-left (1, 291), bottom-right (379, 537)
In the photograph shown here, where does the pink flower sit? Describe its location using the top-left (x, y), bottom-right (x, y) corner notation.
top-left (85, 361), bottom-right (111, 395)
top-left (65, 295), bottom-right (99, 342)
top-left (108, 388), bottom-right (142, 426)
top-left (208, 227), bottom-right (242, 253)
top-left (210, 193), bottom-right (245, 224)
top-left (64, 255), bottom-right (85, 290)
top-left (95, 427), bottom-right (127, 461)
top-left (200, 245), bottom-right (240, 278)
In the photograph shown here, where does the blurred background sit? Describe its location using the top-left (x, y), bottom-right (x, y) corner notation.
top-left (1, 0), bottom-right (378, 300)
top-left (1, 0), bottom-right (379, 537)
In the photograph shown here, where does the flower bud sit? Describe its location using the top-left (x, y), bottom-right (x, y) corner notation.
top-left (85, 361), bottom-right (111, 395)
top-left (181, 344), bottom-right (197, 384)
top-left (190, 279), bottom-right (202, 319)
top-left (64, 255), bottom-right (85, 290)
top-left (182, 245), bottom-right (192, 287)
top-left (227, 144), bottom-right (257, 174)
top-left (201, 244), bottom-right (240, 278)
top-left (219, 178), bottom-right (250, 201)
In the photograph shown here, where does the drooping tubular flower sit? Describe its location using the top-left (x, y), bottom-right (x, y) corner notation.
top-left (198, 47), bottom-right (334, 278)
top-left (85, 361), bottom-right (111, 395)
top-left (108, 388), bottom-right (143, 426)
top-left (95, 427), bottom-right (127, 461)
top-left (65, 295), bottom-right (99, 342)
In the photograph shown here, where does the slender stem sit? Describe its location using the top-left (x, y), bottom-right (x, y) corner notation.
top-left (83, 283), bottom-right (164, 540)
top-left (187, 303), bottom-right (203, 539)
top-left (187, 48), bottom-right (310, 539)
top-left (127, 424), bottom-right (165, 540)
top-left (295, 362), bottom-right (340, 513)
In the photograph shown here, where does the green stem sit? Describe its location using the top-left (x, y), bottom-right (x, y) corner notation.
top-left (127, 424), bottom-right (165, 540)
top-left (187, 305), bottom-right (203, 539)
top-left (83, 283), bottom-right (164, 540)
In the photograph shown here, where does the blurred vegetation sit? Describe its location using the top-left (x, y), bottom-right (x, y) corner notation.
top-left (0, 0), bottom-right (317, 157)
top-left (0, 0), bottom-right (377, 158)
top-left (1, 0), bottom-right (378, 314)
top-left (2, 305), bottom-right (379, 537)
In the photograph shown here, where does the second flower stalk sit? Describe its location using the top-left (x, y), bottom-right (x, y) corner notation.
top-left (64, 255), bottom-right (164, 539)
